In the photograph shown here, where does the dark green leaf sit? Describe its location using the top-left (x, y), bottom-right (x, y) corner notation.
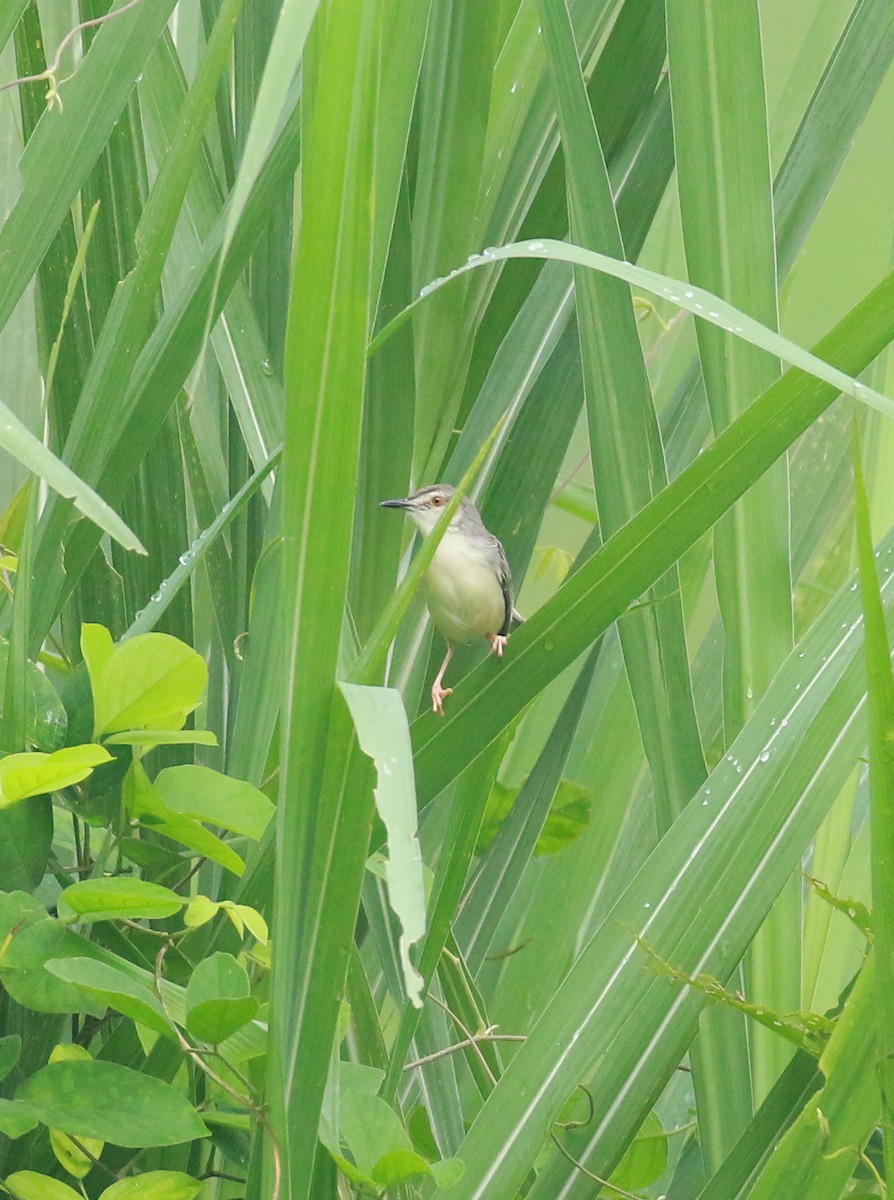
top-left (17, 1060), bottom-right (208, 1147)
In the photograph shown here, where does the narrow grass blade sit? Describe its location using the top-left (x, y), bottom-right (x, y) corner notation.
top-left (539, 0), bottom-right (705, 829)
top-left (0, 400), bottom-right (144, 553)
top-left (374, 239), bottom-right (894, 417)
top-left (667, 0), bottom-right (791, 1120)
top-left (270, 2), bottom-right (381, 1193)
top-left (853, 426), bottom-right (894, 1176)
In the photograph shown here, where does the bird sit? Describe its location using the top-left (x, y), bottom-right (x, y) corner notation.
top-left (380, 484), bottom-right (523, 715)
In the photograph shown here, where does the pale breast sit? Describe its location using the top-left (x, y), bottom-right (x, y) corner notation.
top-left (425, 533), bottom-right (506, 644)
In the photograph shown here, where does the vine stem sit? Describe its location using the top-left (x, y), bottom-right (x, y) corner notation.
top-left (0, 0), bottom-right (146, 109)
top-left (154, 940), bottom-right (283, 1200)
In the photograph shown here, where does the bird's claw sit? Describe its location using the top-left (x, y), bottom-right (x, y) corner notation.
top-left (488, 633), bottom-right (508, 658)
top-left (432, 684), bottom-right (453, 716)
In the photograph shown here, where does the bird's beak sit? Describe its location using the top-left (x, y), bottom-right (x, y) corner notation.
top-left (380, 497), bottom-right (412, 509)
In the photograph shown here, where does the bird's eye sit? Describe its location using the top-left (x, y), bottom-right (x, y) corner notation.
top-left (431, 495), bottom-right (445, 507)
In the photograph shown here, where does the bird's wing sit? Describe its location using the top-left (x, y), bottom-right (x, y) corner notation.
top-left (495, 539), bottom-right (515, 637)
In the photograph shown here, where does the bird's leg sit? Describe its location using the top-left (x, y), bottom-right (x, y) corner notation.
top-left (487, 633), bottom-right (508, 657)
top-left (431, 646), bottom-right (454, 716)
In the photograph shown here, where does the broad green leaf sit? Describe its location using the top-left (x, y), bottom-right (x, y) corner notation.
top-left (0, 1035), bottom-right (21, 1081)
top-left (0, 907), bottom-right (104, 1016)
top-left (45, 957), bottom-right (176, 1039)
top-left (3, 1172), bottom-right (82, 1200)
top-left (80, 623), bottom-right (115, 691)
top-left (153, 764), bottom-right (273, 840)
top-left (182, 895), bottom-right (219, 929)
top-left (431, 1159), bottom-right (465, 1188)
top-left (475, 778), bottom-right (591, 857)
top-left (0, 1100), bottom-right (38, 1139)
top-left (46, 1044), bottom-right (103, 1177)
top-left (104, 730), bottom-right (218, 748)
top-left (340, 1088), bottom-right (413, 1176)
top-left (0, 799), bottom-right (53, 893)
top-left (609, 1111), bottom-right (668, 1193)
top-left (99, 1173), bottom-right (203, 1200)
top-left (50, 1128), bottom-right (103, 1181)
top-left (0, 399), bottom-right (145, 553)
top-left (185, 952), bottom-right (258, 1044)
top-left (372, 1149), bottom-right (434, 1186)
top-left (59, 877), bottom-right (184, 923)
top-left (17, 1060), bottom-right (208, 1147)
top-left (0, 744), bottom-right (112, 808)
top-left (340, 683), bottom-right (425, 1007)
top-left (83, 627), bottom-right (207, 737)
top-left (127, 761), bottom-right (245, 877)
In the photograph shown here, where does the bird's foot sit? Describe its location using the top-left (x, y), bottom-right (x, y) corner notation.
top-left (431, 683), bottom-right (453, 716)
top-left (488, 633), bottom-right (508, 658)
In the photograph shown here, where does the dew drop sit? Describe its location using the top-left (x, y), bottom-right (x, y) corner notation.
top-left (260, 358), bottom-right (273, 376)
top-left (510, 82), bottom-right (519, 94)
top-left (527, 240), bottom-right (545, 252)
top-left (759, 751), bottom-right (770, 763)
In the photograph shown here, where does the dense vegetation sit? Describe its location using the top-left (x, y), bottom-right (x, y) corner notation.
top-left (0, 0), bottom-right (893, 1197)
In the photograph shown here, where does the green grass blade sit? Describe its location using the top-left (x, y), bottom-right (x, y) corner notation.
top-left (412, 2), bottom-right (500, 479)
top-left (539, 0), bottom-right (705, 829)
top-left (667, 0), bottom-right (791, 1120)
top-left (375, 239), bottom-right (894, 417)
top-left (854, 425), bottom-right (894, 1178)
top-left (270, 1), bottom-right (382, 1192)
top-left (0, 399), bottom-right (144, 553)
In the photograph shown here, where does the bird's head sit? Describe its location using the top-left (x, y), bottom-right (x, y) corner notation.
top-left (380, 484), bottom-right (468, 536)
